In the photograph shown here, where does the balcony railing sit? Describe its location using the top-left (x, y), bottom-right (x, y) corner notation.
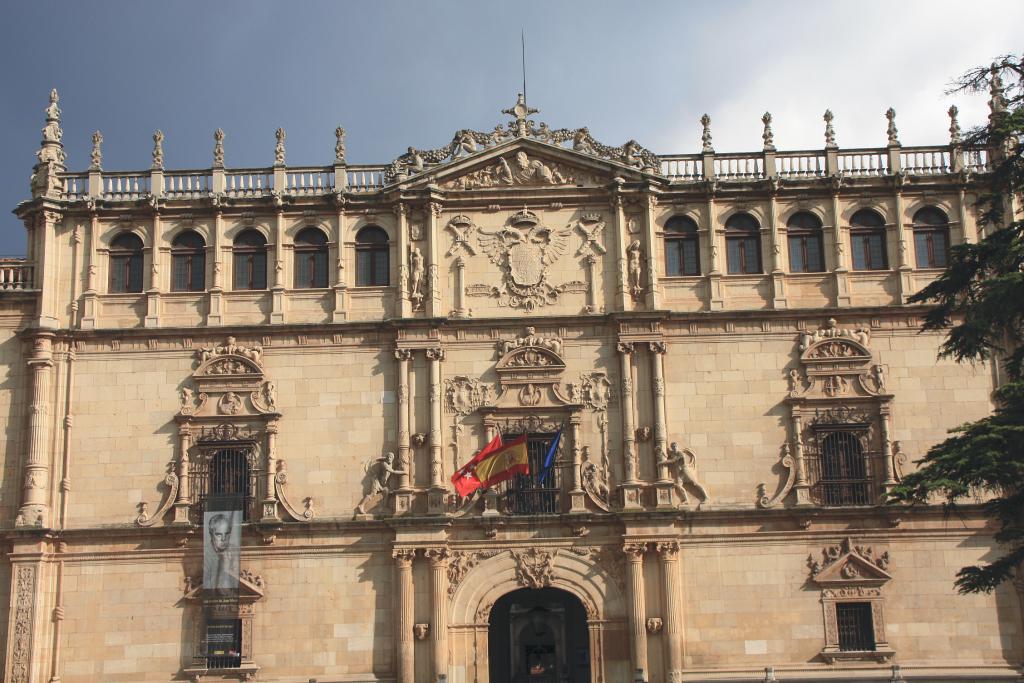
top-left (502, 485), bottom-right (560, 515)
top-left (0, 260), bottom-right (34, 291)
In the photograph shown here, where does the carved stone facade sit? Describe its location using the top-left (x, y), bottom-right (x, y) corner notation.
top-left (0, 91), bottom-right (1017, 683)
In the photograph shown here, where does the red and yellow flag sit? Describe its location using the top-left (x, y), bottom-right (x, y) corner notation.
top-left (451, 433), bottom-right (503, 498)
top-left (471, 435), bottom-right (530, 488)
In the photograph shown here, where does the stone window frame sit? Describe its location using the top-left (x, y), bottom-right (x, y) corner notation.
top-left (182, 571), bottom-right (264, 682)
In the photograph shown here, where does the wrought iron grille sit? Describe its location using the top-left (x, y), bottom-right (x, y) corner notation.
top-left (500, 433), bottom-right (561, 515)
top-left (806, 429), bottom-right (875, 506)
top-left (836, 602), bottom-right (875, 651)
top-left (204, 618), bottom-right (243, 668)
top-left (190, 447), bottom-right (257, 522)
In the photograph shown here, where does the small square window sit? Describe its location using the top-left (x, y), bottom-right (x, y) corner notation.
top-left (836, 602), bottom-right (875, 651)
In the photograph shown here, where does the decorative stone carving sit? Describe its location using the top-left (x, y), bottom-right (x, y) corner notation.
top-left (799, 318), bottom-right (870, 351)
top-left (808, 537), bottom-right (891, 580)
top-left (413, 623), bottom-right (429, 641)
top-left (444, 376), bottom-right (492, 416)
top-left (574, 213), bottom-right (607, 257)
top-left (135, 472), bottom-right (179, 527)
top-left (90, 130), bottom-right (103, 170)
top-left (661, 442), bottom-right (709, 507)
top-left (335, 126), bottom-right (346, 164)
top-left (885, 108), bottom-right (899, 147)
top-left (581, 448), bottom-right (611, 512)
top-left (409, 246), bottom-right (425, 309)
top-left (10, 565), bottom-right (36, 683)
top-left (948, 105), bottom-right (962, 145)
top-left (761, 112), bottom-right (775, 152)
top-left (411, 433), bottom-right (427, 448)
top-left (384, 95), bottom-right (660, 182)
top-left (757, 444), bottom-right (795, 509)
top-left (578, 371), bottom-right (613, 412)
top-left (274, 460), bottom-right (315, 521)
top-left (477, 209), bottom-right (572, 310)
top-left (355, 452), bottom-right (406, 516)
top-left (627, 239), bottom-right (643, 298)
top-left (213, 128), bottom-right (225, 167)
top-left (251, 380), bottom-right (277, 412)
top-left (498, 326), bottom-right (563, 358)
top-left (196, 336), bottom-right (264, 366)
top-left (445, 214), bottom-right (478, 257)
top-left (151, 130), bottom-right (164, 170)
top-left (274, 127), bottom-right (286, 165)
top-left (447, 549), bottom-right (502, 597)
top-left (444, 150), bottom-right (581, 190)
top-left (179, 385), bottom-right (198, 415)
top-left (512, 547), bottom-right (555, 589)
top-left (824, 109), bottom-right (837, 149)
top-left (645, 617), bottom-right (663, 634)
top-left (490, 329), bottom-right (573, 411)
top-left (218, 391), bottom-right (243, 415)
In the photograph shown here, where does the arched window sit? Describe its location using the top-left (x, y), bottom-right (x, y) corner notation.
top-left (171, 230), bottom-right (206, 292)
top-left (725, 212), bottom-right (762, 275)
top-left (786, 211), bottom-right (825, 273)
top-left (355, 225), bottom-right (390, 286)
top-left (664, 216), bottom-right (700, 276)
top-left (294, 227), bottom-right (329, 289)
top-left (849, 209), bottom-right (888, 271)
top-left (109, 232), bottom-right (144, 293)
top-left (233, 229), bottom-right (268, 290)
top-left (912, 207), bottom-right (950, 269)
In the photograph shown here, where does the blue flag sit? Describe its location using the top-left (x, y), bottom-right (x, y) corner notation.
top-left (538, 426), bottom-right (563, 485)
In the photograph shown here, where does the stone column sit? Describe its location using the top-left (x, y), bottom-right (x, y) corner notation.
top-left (425, 547), bottom-right (450, 681)
top-left (584, 253), bottom-right (599, 313)
top-left (767, 192), bottom-right (787, 309)
top-left (642, 190), bottom-right (662, 309)
top-left (396, 203), bottom-right (412, 317)
top-left (262, 421), bottom-right (279, 521)
top-left (37, 210), bottom-right (62, 328)
top-left (271, 208), bottom-right (286, 323)
top-left (173, 423), bottom-right (191, 524)
top-left (17, 333), bottom-right (55, 527)
top-left (612, 190), bottom-right (630, 310)
top-left (791, 414), bottom-right (812, 506)
top-left (650, 341), bottom-right (674, 509)
top-left (394, 348), bottom-right (413, 514)
top-left (426, 201), bottom-right (443, 318)
top-left (893, 181), bottom-right (913, 303)
top-left (831, 189), bottom-right (851, 307)
top-left (80, 209), bottom-right (99, 329)
top-left (623, 542), bottom-right (648, 677)
top-left (705, 193), bottom-right (724, 310)
top-left (568, 414), bottom-right (585, 512)
top-left (394, 548), bottom-right (416, 683)
top-left (618, 342), bottom-right (642, 509)
top-left (657, 541), bottom-right (684, 681)
top-left (452, 256), bottom-right (468, 318)
top-left (880, 407), bottom-right (897, 492)
top-left (145, 209), bottom-right (161, 327)
top-left (426, 347), bottom-right (446, 514)
top-left (207, 205), bottom-right (224, 325)
top-left (332, 199), bottom-right (348, 322)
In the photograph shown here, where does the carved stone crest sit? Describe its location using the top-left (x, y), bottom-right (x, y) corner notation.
top-left (512, 547), bottom-right (555, 589)
top-left (444, 150), bottom-right (581, 190)
top-left (444, 376), bottom-right (492, 416)
top-left (476, 209), bottom-right (573, 310)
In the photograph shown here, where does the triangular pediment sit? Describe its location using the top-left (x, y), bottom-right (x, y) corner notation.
top-left (184, 570), bottom-right (266, 602)
top-left (398, 138), bottom-right (664, 191)
top-left (808, 537), bottom-right (892, 586)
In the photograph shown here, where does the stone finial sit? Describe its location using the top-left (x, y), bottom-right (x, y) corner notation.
top-left (885, 107), bottom-right (899, 147)
top-left (761, 111), bottom-right (775, 152)
top-left (948, 105), bottom-right (961, 145)
top-left (44, 88), bottom-right (61, 122)
top-left (700, 114), bottom-right (713, 153)
top-left (988, 62), bottom-right (1007, 119)
top-left (274, 127), bottom-right (286, 166)
top-left (90, 131), bottom-right (103, 171)
top-left (335, 126), bottom-right (346, 164)
top-left (213, 128), bottom-right (225, 168)
top-left (152, 130), bottom-right (165, 170)
top-left (31, 88), bottom-right (67, 198)
top-left (823, 109), bottom-right (837, 149)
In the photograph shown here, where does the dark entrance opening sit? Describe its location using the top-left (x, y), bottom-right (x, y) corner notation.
top-left (488, 587), bottom-right (590, 683)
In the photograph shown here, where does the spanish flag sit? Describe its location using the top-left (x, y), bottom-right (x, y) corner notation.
top-left (472, 435), bottom-right (530, 488)
top-left (451, 434), bottom-right (503, 498)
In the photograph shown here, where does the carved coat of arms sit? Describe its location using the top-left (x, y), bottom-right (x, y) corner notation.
top-left (477, 209), bottom-right (571, 310)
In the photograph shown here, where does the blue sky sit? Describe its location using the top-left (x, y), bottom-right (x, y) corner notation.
top-left (1, 0), bottom-right (1021, 254)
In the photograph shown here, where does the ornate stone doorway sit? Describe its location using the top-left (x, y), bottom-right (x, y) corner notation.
top-left (489, 587), bottom-right (591, 683)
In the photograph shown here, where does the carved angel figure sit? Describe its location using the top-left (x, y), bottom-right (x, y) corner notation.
top-left (355, 452), bottom-right (406, 514)
top-left (662, 442), bottom-right (710, 506)
top-left (572, 128), bottom-right (595, 155)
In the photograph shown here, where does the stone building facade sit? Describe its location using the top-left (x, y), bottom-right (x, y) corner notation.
top-left (0, 88), bottom-right (1021, 682)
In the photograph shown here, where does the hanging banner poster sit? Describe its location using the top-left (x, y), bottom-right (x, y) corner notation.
top-left (203, 502), bottom-right (241, 594)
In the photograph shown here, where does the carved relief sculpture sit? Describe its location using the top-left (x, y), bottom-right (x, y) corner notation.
top-left (661, 442), bottom-right (710, 507)
top-left (409, 246), bottom-right (425, 309)
top-left (355, 451), bottom-right (406, 516)
top-left (477, 209), bottom-right (572, 310)
top-left (627, 240), bottom-right (643, 298)
top-left (512, 547), bottom-right (555, 589)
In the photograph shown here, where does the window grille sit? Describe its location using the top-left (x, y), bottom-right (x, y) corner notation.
top-left (500, 432), bottom-right (560, 515)
top-left (204, 618), bottom-right (242, 669)
top-left (806, 429), bottom-right (875, 506)
top-left (836, 602), bottom-right (876, 651)
top-left (190, 447), bottom-right (257, 522)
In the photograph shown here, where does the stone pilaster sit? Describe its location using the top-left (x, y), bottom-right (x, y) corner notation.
top-left (657, 541), bottom-right (684, 681)
top-left (569, 414), bottom-right (585, 512)
top-left (426, 347), bottom-right (446, 514)
top-left (623, 542), bottom-right (648, 678)
top-left (425, 547), bottom-right (450, 680)
top-left (396, 203), bottom-right (411, 318)
top-left (831, 188), bottom-right (851, 307)
top-left (893, 180), bottom-right (913, 303)
top-left (612, 190), bottom-right (630, 310)
top-left (144, 209), bottom-right (161, 327)
top-left (642, 190), bottom-right (662, 309)
top-left (452, 256), bottom-right (468, 318)
top-left (767, 191), bottom-right (787, 309)
top-left (173, 424), bottom-right (191, 524)
top-left (791, 414), bottom-right (812, 507)
top-left (705, 193), bottom-right (724, 310)
top-left (618, 342), bottom-right (642, 509)
top-left (80, 209), bottom-right (99, 329)
top-left (271, 208), bottom-right (286, 323)
top-left (426, 201), bottom-right (443, 317)
top-left (262, 421), bottom-right (279, 522)
top-left (5, 562), bottom-right (40, 683)
top-left (207, 205), bottom-right (224, 326)
top-left (36, 211), bottom-right (62, 329)
top-left (393, 548), bottom-right (416, 683)
top-left (17, 333), bottom-right (55, 528)
top-left (394, 348), bottom-right (413, 514)
top-left (332, 199), bottom-right (348, 322)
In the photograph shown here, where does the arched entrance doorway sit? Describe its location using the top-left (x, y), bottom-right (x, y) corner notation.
top-left (488, 587), bottom-right (590, 683)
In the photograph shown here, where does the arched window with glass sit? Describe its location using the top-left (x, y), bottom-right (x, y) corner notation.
top-left (664, 215), bottom-right (701, 276)
top-left (109, 232), bottom-right (144, 293)
top-left (849, 209), bottom-right (888, 271)
top-left (171, 230), bottom-right (206, 292)
top-left (725, 212), bottom-right (762, 274)
top-left (786, 211), bottom-right (825, 273)
top-left (355, 225), bottom-right (390, 286)
top-left (912, 207), bottom-right (950, 269)
top-left (233, 229), bottom-right (268, 290)
top-left (294, 227), bottom-right (329, 289)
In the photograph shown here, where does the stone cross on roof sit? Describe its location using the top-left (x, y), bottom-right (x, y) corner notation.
top-left (502, 93), bottom-right (539, 137)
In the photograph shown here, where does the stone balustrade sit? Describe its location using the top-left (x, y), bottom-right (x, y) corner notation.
top-left (0, 259), bottom-right (34, 290)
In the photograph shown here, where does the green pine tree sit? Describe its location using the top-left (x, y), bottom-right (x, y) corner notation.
top-left (888, 55), bottom-right (1024, 593)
